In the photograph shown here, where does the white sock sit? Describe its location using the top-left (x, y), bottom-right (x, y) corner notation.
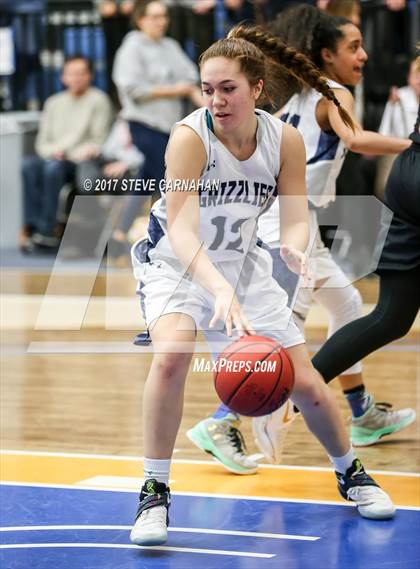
top-left (329, 447), bottom-right (356, 475)
top-left (143, 458), bottom-right (171, 486)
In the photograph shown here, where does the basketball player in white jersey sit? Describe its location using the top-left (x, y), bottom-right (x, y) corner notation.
top-left (188, 7), bottom-right (415, 472)
top-left (129, 25), bottom-right (395, 548)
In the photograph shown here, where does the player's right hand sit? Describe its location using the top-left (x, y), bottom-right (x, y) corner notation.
top-left (209, 285), bottom-right (255, 337)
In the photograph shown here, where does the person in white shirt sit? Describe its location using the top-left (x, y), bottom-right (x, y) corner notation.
top-left (129, 24), bottom-right (395, 549)
top-left (375, 56), bottom-right (420, 197)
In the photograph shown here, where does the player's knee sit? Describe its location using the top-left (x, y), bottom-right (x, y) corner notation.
top-left (381, 312), bottom-right (414, 342)
top-left (394, 317), bottom-right (415, 338)
top-left (153, 353), bottom-right (191, 383)
top-left (351, 287), bottom-right (363, 315)
top-left (368, 300), bottom-right (415, 343)
top-left (292, 365), bottom-right (325, 403)
top-left (327, 286), bottom-right (363, 334)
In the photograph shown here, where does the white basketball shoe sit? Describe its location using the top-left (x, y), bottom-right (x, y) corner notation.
top-left (252, 399), bottom-right (298, 464)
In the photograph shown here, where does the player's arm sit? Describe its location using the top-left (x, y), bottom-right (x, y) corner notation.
top-left (325, 88), bottom-right (411, 154)
top-left (277, 124), bottom-right (309, 276)
top-left (277, 124), bottom-right (309, 251)
top-left (166, 126), bottom-right (254, 335)
top-left (166, 126), bottom-right (225, 294)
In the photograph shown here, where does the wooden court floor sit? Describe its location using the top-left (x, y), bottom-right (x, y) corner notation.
top-left (1, 268), bottom-right (419, 472)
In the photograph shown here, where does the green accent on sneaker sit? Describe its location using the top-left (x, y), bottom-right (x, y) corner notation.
top-left (351, 403), bottom-right (416, 446)
top-left (146, 480), bottom-right (155, 494)
top-left (186, 420), bottom-right (257, 475)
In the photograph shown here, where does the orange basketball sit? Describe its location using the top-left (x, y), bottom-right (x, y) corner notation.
top-left (214, 335), bottom-right (294, 417)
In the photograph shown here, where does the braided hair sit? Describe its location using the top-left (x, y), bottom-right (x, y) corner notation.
top-left (199, 24), bottom-right (354, 130)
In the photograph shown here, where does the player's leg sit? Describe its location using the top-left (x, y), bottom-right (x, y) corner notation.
top-left (313, 142), bottom-right (420, 381)
top-left (188, 249), bottom-right (306, 470)
top-left (143, 314), bottom-right (196, 458)
top-left (129, 252), bottom-right (202, 547)
top-left (255, 235), bottom-right (415, 462)
top-left (239, 250), bottom-right (393, 519)
top-left (252, 270), bottom-right (313, 464)
top-left (288, 343), bottom-right (395, 520)
top-left (130, 312), bottom-right (196, 546)
top-left (251, 215), bottom-right (318, 463)
top-left (187, 327), bottom-right (259, 474)
top-left (312, 267), bottom-right (420, 382)
top-left (244, 256), bottom-right (395, 519)
top-left (314, 275), bottom-right (416, 446)
top-left (251, 257), bottom-right (312, 464)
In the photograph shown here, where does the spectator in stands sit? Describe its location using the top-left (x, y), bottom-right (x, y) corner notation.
top-left (375, 55), bottom-right (420, 198)
top-left (20, 55), bottom-right (113, 252)
top-left (111, 0), bottom-right (201, 253)
top-left (112, 0), bottom-right (201, 162)
top-left (258, 0), bottom-right (316, 22)
top-left (325, 0), bottom-right (360, 26)
top-left (380, 56), bottom-right (420, 139)
top-left (168, 0), bottom-right (250, 60)
top-left (95, 1), bottom-right (135, 105)
top-left (59, 118), bottom-right (144, 260)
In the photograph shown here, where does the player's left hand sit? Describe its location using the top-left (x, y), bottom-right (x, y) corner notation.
top-left (280, 244), bottom-right (313, 286)
top-left (209, 285), bottom-right (256, 337)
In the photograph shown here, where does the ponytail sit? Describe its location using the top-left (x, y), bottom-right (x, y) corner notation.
top-left (227, 24), bottom-right (355, 131)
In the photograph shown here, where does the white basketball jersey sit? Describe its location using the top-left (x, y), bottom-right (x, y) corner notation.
top-left (258, 80), bottom-right (347, 247)
top-left (132, 107), bottom-right (283, 266)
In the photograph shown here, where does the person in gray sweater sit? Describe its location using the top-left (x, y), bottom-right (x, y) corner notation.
top-left (111, 0), bottom-right (201, 252)
top-left (112, 0), bottom-right (200, 188)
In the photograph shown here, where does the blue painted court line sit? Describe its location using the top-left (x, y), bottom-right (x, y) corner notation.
top-left (1, 484), bottom-right (419, 569)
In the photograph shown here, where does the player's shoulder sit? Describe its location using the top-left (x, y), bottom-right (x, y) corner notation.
top-left (281, 122), bottom-right (304, 146)
top-left (321, 79), bottom-right (353, 102)
top-left (256, 107), bottom-right (282, 128)
top-left (170, 123), bottom-right (203, 146)
top-left (172, 108), bottom-right (209, 149)
top-left (256, 108), bottom-right (284, 146)
top-left (167, 120), bottom-right (207, 171)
